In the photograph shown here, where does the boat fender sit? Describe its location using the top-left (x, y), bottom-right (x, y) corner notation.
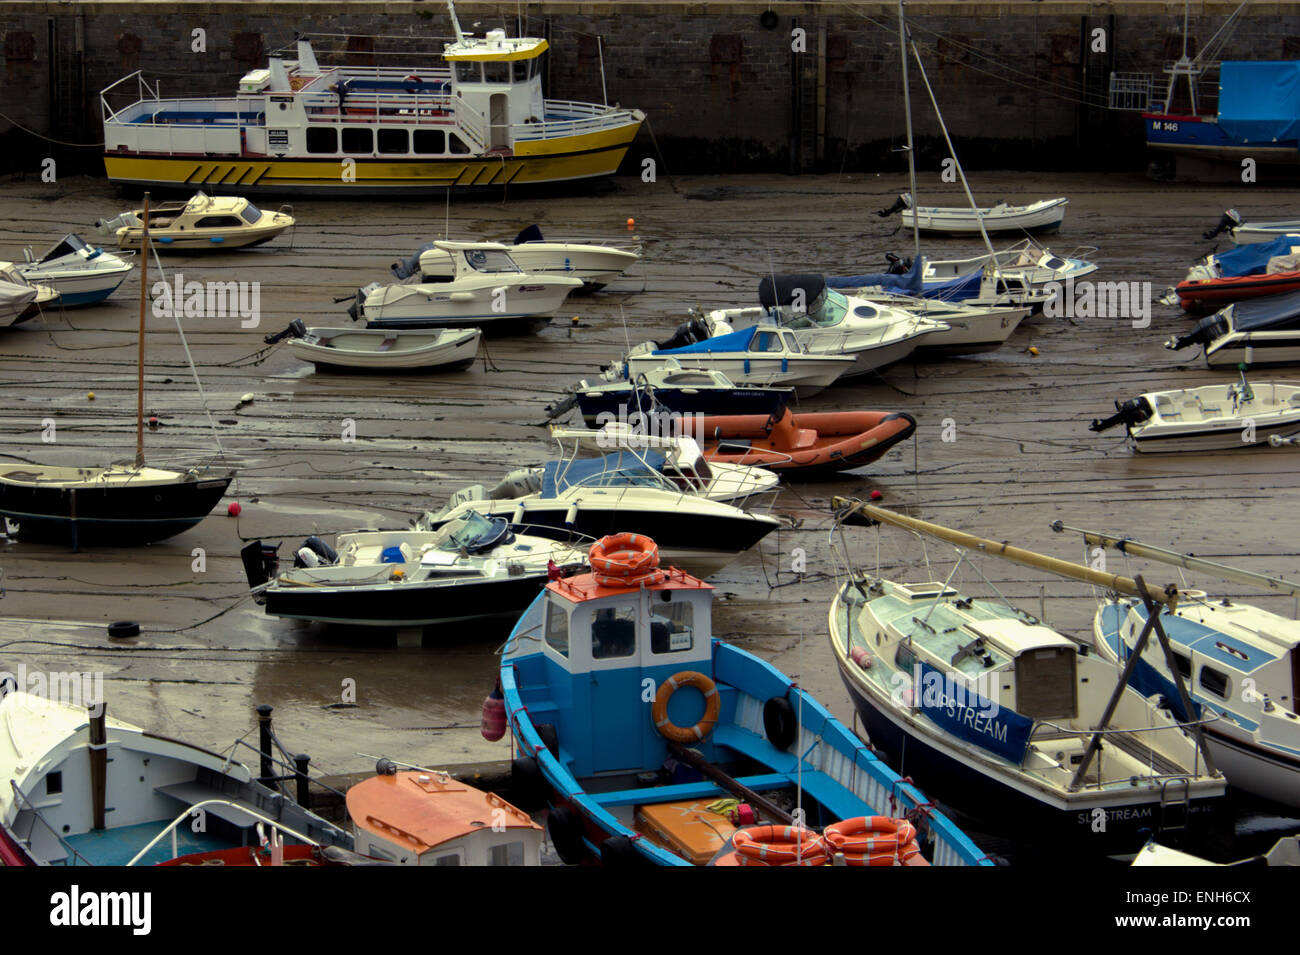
top-left (545, 805), bottom-right (587, 865)
top-left (600, 834), bottom-right (647, 867)
top-left (107, 621), bottom-right (141, 639)
top-left (763, 695), bottom-right (798, 750)
top-left (510, 756), bottom-right (546, 811)
top-left (481, 682), bottom-right (507, 741)
top-left (535, 722), bottom-right (560, 759)
top-left (295, 547), bottom-right (321, 568)
top-left (849, 646), bottom-right (872, 671)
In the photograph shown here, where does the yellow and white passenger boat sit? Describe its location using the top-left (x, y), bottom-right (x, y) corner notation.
top-left (99, 1), bottom-right (645, 197)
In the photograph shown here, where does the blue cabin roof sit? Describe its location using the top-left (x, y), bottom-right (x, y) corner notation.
top-left (654, 325), bottom-right (757, 356)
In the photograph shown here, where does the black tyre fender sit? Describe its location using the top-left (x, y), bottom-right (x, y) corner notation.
top-left (600, 834), bottom-right (646, 867)
top-left (546, 805), bottom-right (586, 865)
top-left (535, 722), bottom-right (560, 759)
top-left (108, 621), bottom-right (141, 639)
top-left (763, 695), bottom-right (797, 750)
top-left (509, 756), bottom-right (546, 812)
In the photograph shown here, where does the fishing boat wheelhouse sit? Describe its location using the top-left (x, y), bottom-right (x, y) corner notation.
top-left (100, 2), bottom-right (645, 196)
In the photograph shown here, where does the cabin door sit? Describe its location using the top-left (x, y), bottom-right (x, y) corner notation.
top-left (489, 94), bottom-right (509, 149)
top-left (587, 600), bottom-right (645, 773)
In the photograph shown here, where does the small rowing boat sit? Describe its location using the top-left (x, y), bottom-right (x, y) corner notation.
top-left (266, 320), bottom-right (480, 373)
top-left (880, 193), bottom-right (1068, 236)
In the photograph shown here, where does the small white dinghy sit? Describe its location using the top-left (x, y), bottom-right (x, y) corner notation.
top-left (1204, 208), bottom-right (1300, 246)
top-left (1090, 369), bottom-right (1300, 452)
top-left (884, 193), bottom-right (1068, 236)
top-left (265, 320), bottom-right (480, 373)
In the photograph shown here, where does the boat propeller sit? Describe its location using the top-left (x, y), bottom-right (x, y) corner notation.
top-left (263, 318), bottom-right (307, 345)
top-left (1090, 396), bottom-right (1153, 433)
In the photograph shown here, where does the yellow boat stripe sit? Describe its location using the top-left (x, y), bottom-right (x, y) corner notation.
top-left (444, 40), bottom-right (547, 62)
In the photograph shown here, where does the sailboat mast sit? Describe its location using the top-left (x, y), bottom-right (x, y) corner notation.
top-left (135, 192), bottom-right (150, 469)
top-left (833, 497), bottom-right (1181, 606)
top-left (897, 1), bottom-right (920, 260)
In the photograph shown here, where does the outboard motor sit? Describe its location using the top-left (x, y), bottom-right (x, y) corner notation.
top-left (347, 283), bottom-right (380, 322)
top-left (876, 194), bottom-right (909, 219)
top-left (263, 318), bottom-right (307, 345)
top-left (294, 535), bottom-right (338, 569)
top-left (884, 252), bottom-right (914, 275)
top-left (514, 224), bottom-right (545, 245)
top-left (1090, 396), bottom-right (1154, 433)
top-left (1166, 313), bottom-right (1229, 353)
top-left (655, 317), bottom-right (710, 351)
top-left (240, 540), bottom-right (280, 601)
top-left (1202, 208), bottom-right (1242, 241)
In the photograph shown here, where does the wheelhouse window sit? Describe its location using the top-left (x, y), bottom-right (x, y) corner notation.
top-left (512, 59), bottom-right (530, 82)
top-left (464, 249), bottom-right (521, 274)
top-left (449, 133), bottom-right (471, 155)
top-left (756, 331), bottom-right (782, 353)
top-left (544, 602), bottom-right (569, 658)
top-left (433, 852), bottom-right (462, 866)
top-left (651, 598), bottom-right (694, 654)
top-left (591, 605), bottom-right (637, 660)
top-left (413, 129), bottom-right (446, 154)
top-left (489, 841), bottom-right (525, 866)
top-left (341, 127), bottom-right (373, 154)
top-left (306, 127), bottom-right (337, 154)
top-left (239, 202), bottom-right (263, 224)
top-left (1199, 665), bottom-right (1230, 699)
top-left (378, 128), bottom-right (409, 154)
top-left (483, 61), bottom-right (510, 84)
top-left (454, 61), bottom-right (480, 83)
top-left (193, 216), bottom-right (244, 229)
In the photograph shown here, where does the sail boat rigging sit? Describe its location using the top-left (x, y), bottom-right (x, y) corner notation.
top-left (0, 192), bottom-right (234, 549)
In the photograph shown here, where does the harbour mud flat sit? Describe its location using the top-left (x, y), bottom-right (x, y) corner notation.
top-left (1, 171), bottom-right (1298, 841)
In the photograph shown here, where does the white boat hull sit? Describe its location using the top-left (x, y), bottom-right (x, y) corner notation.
top-left (904, 198), bottom-right (1068, 235)
top-left (626, 354), bottom-right (850, 397)
top-left (288, 327), bottom-right (480, 372)
top-left (362, 278), bottom-right (581, 331)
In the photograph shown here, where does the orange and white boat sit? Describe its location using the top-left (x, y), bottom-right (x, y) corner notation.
top-left (679, 408), bottom-right (916, 477)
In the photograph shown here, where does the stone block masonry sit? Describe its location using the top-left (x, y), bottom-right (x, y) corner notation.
top-left (3, 1), bottom-right (1300, 177)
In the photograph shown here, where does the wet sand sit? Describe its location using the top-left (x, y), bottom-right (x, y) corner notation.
top-left (2, 170), bottom-right (1299, 816)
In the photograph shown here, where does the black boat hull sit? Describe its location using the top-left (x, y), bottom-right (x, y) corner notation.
top-left (838, 674), bottom-right (1225, 859)
top-left (576, 388), bottom-right (791, 428)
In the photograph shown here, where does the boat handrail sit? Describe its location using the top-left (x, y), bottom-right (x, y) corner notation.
top-left (125, 798), bottom-right (323, 866)
top-left (7, 779), bottom-right (96, 866)
top-left (1028, 712), bottom-right (1221, 741)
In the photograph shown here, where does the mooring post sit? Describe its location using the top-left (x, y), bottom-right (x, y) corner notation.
top-left (294, 753), bottom-right (311, 807)
top-left (256, 703), bottom-right (274, 783)
top-left (88, 703), bottom-right (107, 831)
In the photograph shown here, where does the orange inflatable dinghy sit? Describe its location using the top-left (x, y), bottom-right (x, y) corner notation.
top-left (678, 408), bottom-right (916, 477)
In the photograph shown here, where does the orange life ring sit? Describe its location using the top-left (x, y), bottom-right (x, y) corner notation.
top-left (823, 816), bottom-right (921, 865)
top-left (403, 74), bottom-right (423, 93)
top-left (732, 825), bottom-right (827, 866)
top-left (651, 670), bottom-right (720, 743)
top-left (589, 534), bottom-right (665, 587)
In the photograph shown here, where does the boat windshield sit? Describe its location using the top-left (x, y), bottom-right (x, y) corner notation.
top-left (40, 234), bottom-right (87, 262)
top-left (463, 249), bottom-right (522, 274)
top-left (780, 288), bottom-right (847, 328)
top-left (240, 203), bottom-right (264, 224)
top-left (430, 509), bottom-right (505, 551)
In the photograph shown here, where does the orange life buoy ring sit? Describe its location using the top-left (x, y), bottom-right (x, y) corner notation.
top-left (823, 816), bottom-right (921, 866)
top-left (403, 74), bottom-right (423, 93)
top-left (651, 670), bottom-right (720, 743)
top-left (732, 825), bottom-right (827, 866)
top-left (589, 534), bottom-right (665, 588)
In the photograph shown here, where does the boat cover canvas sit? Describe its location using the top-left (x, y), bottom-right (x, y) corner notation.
top-left (1231, 287), bottom-right (1300, 332)
top-left (392, 243), bottom-right (436, 279)
top-left (514, 224), bottom-right (545, 244)
top-left (1214, 235), bottom-right (1300, 277)
top-left (758, 273), bottom-right (827, 307)
top-left (826, 255), bottom-right (924, 295)
top-left (1217, 61), bottom-right (1300, 145)
top-left (539, 450), bottom-right (668, 498)
top-left (0, 281), bottom-right (37, 311)
top-left (654, 325), bottom-right (758, 355)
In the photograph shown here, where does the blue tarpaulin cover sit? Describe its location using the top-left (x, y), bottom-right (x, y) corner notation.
top-left (653, 325), bottom-right (758, 355)
top-left (1218, 61), bottom-right (1300, 145)
top-left (1230, 286), bottom-right (1300, 332)
top-left (540, 450), bottom-right (668, 498)
top-left (826, 255), bottom-right (925, 295)
top-left (1214, 234), bottom-right (1300, 277)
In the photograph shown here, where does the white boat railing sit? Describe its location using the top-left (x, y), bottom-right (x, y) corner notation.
top-left (125, 798), bottom-right (323, 866)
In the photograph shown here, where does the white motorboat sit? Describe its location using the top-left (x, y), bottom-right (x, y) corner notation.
top-left (17, 234), bottom-right (134, 307)
top-left (395, 225), bottom-right (640, 292)
top-left (1091, 371), bottom-right (1300, 452)
top-left (0, 690), bottom-right (352, 865)
top-left (921, 239), bottom-right (1098, 286)
top-left (265, 319), bottom-right (480, 373)
top-left (96, 191), bottom-right (294, 251)
top-left (613, 320), bottom-right (856, 398)
top-left (0, 278), bottom-right (38, 328)
top-left (1133, 835), bottom-right (1300, 866)
top-left (885, 193), bottom-right (1068, 235)
top-left (829, 501), bottom-right (1226, 856)
top-left (419, 428), bottom-right (782, 577)
top-left (1167, 288), bottom-right (1300, 368)
top-left (0, 262), bottom-right (58, 322)
top-left (705, 274), bottom-right (946, 377)
top-left (1204, 208), bottom-right (1300, 246)
top-left (352, 240), bottom-right (582, 335)
top-left (865, 293), bottom-right (1029, 357)
top-left (242, 510), bottom-right (586, 629)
